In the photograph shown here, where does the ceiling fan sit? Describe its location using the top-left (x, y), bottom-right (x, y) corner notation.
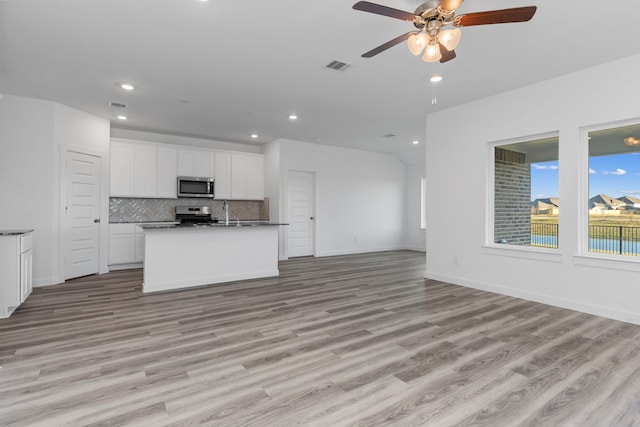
top-left (352, 0), bottom-right (537, 63)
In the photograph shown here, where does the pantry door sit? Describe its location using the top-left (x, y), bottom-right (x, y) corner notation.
top-left (63, 150), bottom-right (101, 279)
top-left (288, 171), bottom-right (315, 257)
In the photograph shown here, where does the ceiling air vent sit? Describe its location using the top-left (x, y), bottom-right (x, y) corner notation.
top-left (109, 101), bottom-right (127, 110)
top-left (383, 133), bottom-right (396, 138)
top-left (325, 60), bottom-right (351, 72)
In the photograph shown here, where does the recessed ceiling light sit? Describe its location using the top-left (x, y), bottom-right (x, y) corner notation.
top-left (430, 75), bottom-right (443, 83)
top-left (288, 114), bottom-right (298, 121)
top-left (120, 83), bottom-right (134, 91)
top-left (412, 140), bottom-right (420, 145)
top-left (117, 115), bottom-right (127, 120)
top-left (251, 133), bottom-right (259, 139)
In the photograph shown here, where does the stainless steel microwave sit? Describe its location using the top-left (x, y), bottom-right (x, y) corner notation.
top-left (177, 176), bottom-right (215, 198)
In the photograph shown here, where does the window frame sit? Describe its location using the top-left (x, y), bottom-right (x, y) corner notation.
top-left (579, 118), bottom-right (640, 264)
top-left (485, 131), bottom-right (561, 257)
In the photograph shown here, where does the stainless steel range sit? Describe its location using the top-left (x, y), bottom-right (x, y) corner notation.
top-left (175, 206), bottom-right (217, 224)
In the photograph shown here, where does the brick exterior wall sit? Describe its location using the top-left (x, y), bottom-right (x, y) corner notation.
top-left (494, 147), bottom-right (531, 245)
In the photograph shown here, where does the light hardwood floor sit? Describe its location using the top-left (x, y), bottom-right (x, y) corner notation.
top-left (1, 251), bottom-right (640, 426)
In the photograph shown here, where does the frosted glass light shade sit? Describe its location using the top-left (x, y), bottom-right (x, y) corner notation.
top-left (407, 33), bottom-right (428, 56)
top-left (422, 43), bottom-right (442, 62)
top-left (438, 28), bottom-right (461, 51)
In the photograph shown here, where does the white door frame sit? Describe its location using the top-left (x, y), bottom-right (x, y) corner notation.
top-left (59, 145), bottom-right (110, 280)
top-left (284, 169), bottom-right (316, 259)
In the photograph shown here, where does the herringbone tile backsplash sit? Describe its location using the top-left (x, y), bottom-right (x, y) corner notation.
top-left (110, 198), bottom-right (266, 223)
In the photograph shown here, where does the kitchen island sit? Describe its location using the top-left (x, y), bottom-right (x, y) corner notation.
top-left (139, 222), bottom-right (284, 293)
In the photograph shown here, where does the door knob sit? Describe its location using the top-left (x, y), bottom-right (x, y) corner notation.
top-left (94, 219), bottom-right (101, 223)
top-left (310, 217), bottom-right (314, 220)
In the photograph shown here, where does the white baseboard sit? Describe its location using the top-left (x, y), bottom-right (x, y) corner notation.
top-left (109, 263), bottom-right (143, 271)
top-left (33, 277), bottom-right (64, 287)
top-left (424, 270), bottom-right (640, 326)
top-left (403, 245), bottom-right (426, 252)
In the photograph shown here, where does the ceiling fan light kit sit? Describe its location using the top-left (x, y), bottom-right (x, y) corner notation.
top-left (353, 0), bottom-right (536, 63)
top-left (423, 43), bottom-right (442, 62)
top-left (439, 28), bottom-right (461, 51)
top-left (407, 33), bottom-right (428, 55)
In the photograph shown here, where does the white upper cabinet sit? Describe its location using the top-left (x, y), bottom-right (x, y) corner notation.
top-left (178, 147), bottom-right (214, 178)
top-left (214, 151), bottom-right (232, 200)
top-left (156, 145), bottom-right (178, 198)
top-left (110, 139), bottom-right (176, 198)
top-left (133, 144), bottom-right (157, 197)
top-left (246, 154), bottom-right (264, 200)
top-left (231, 153), bottom-right (264, 200)
top-left (111, 138), bottom-right (263, 200)
top-left (110, 142), bottom-right (135, 196)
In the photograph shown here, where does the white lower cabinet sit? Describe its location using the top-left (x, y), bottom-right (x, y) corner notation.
top-left (0, 232), bottom-right (33, 318)
top-left (109, 224), bottom-right (145, 269)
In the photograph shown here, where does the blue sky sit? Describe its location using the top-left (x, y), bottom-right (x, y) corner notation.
top-left (530, 153), bottom-right (640, 200)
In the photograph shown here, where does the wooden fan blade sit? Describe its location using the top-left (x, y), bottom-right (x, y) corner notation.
top-left (440, 0), bottom-right (464, 12)
top-left (352, 1), bottom-right (416, 22)
top-left (439, 44), bottom-right (456, 63)
top-left (362, 31), bottom-right (415, 58)
top-left (454, 6), bottom-right (537, 27)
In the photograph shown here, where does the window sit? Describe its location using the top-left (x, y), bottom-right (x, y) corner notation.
top-left (587, 122), bottom-right (640, 257)
top-left (492, 135), bottom-right (559, 248)
top-left (421, 177), bottom-right (426, 229)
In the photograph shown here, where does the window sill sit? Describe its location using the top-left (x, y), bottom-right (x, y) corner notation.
top-left (482, 244), bottom-right (563, 263)
top-left (573, 253), bottom-right (640, 272)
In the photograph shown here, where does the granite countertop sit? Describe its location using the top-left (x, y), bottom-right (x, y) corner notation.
top-left (139, 221), bottom-right (287, 230)
top-left (109, 221), bottom-right (179, 224)
top-left (0, 229), bottom-right (34, 236)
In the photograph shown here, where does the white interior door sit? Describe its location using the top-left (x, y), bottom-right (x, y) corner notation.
top-left (64, 150), bottom-right (101, 279)
top-left (288, 170), bottom-right (315, 257)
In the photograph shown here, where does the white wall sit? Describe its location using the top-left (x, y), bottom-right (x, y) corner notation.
top-left (0, 95), bottom-right (110, 286)
top-left (425, 53), bottom-right (640, 325)
top-left (405, 163), bottom-right (426, 252)
top-left (273, 139), bottom-right (406, 259)
top-left (0, 95), bottom-right (57, 285)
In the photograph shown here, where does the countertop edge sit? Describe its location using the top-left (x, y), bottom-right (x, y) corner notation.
top-left (0, 229), bottom-right (34, 236)
top-left (139, 223), bottom-right (288, 230)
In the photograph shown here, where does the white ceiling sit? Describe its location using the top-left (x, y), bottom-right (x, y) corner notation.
top-left (2, 0), bottom-right (640, 164)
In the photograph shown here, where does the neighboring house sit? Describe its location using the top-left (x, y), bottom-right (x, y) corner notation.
top-left (619, 196), bottom-right (640, 211)
top-left (531, 198), bottom-right (560, 215)
top-left (588, 194), bottom-right (626, 213)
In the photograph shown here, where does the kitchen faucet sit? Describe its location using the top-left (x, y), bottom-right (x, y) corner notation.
top-left (223, 201), bottom-right (229, 226)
